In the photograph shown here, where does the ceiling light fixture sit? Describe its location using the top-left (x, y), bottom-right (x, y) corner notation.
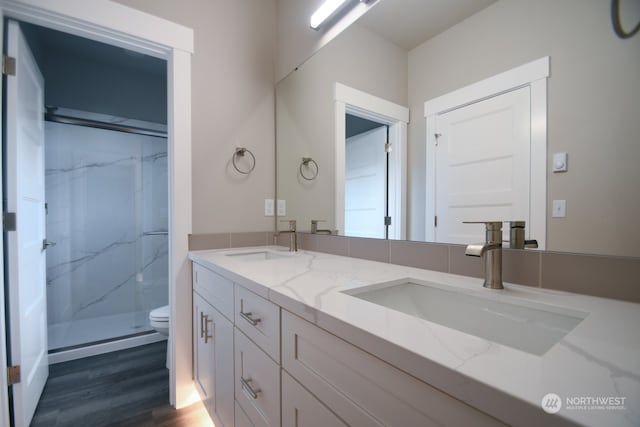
top-left (310, 0), bottom-right (350, 30)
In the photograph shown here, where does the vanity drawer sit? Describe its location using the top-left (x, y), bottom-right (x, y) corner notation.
top-left (235, 328), bottom-right (281, 427)
top-left (282, 370), bottom-right (347, 427)
top-left (282, 311), bottom-right (506, 427)
top-left (193, 262), bottom-right (234, 321)
top-left (235, 284), bottom-right (280, 361)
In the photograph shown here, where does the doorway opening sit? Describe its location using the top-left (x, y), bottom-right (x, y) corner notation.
top-left (334, 83), bottom-right (409, 240)
top-left (3, 18), bottom-right (169, 426)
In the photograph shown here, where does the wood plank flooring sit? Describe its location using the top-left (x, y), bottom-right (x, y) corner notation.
top-left (30, 341), bottom-right (212, 427)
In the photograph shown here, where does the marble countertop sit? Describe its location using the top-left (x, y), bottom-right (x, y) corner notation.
top-left (189, 246), bottom-right (640, 427)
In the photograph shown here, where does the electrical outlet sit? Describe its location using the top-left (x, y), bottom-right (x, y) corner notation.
top-left (264, 198), bottom-right (274, 216)
top-left (277, 199), bottom-right (286, 216)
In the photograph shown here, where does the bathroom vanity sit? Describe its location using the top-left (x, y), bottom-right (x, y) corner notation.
top-left (189, 247), bottom-right (640, 427)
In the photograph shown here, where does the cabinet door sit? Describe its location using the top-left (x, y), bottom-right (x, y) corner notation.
top-left (282, 371), bottom-right (347, 427)
top-left (193, 262), bottom-right (234, 321)
top-left (193, 292), bottom-right (214, 408)
top-left (194, 291), bottom-right (235, 427)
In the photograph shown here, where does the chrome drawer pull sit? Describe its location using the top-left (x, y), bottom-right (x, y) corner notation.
top-left (203, 315), bottom-right (213, 343)
top-left (240, 311), bottom-right (261, 326)
top-left (200, 312), bottom-right (205, 338)
top-left (240, 376), bottom-right (260, 399)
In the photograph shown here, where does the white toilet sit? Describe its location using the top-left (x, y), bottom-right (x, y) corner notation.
top-left (149, 305), bottom-right (170, 368)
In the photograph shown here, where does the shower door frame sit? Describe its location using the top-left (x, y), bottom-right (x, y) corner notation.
top-left (0, 0), bottom-right (194, 420)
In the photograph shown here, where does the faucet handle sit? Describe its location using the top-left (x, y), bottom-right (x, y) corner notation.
top-left (463, 221), bottom-right (503, 230)
top-left (280, 219), bottom-right (296, 231)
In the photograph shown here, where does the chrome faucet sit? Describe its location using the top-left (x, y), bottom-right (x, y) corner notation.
top-left (464, 221), bottom-right (503, 289)
top-left (311, 219), bottom-right (332, 235)
top-left (508, 221), bottom-right (538, 249)
top-left (278, 220), bottom-right (297, 252)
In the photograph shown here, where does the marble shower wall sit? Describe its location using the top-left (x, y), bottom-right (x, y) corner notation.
top-left (45, 121), bottom-right (168, 327)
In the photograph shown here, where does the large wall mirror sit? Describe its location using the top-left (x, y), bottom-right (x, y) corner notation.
top-left (276, 0), bottom-right (640, 258)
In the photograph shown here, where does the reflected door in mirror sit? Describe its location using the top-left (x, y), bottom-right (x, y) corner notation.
top-left (431, 86), bottom-right (531, 244)
top-left (345, 125), bottom-right (387, 238)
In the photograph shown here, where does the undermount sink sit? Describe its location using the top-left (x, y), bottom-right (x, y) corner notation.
top-left (224, 250), bottom-right (290, 261)
top-left (343, 279), bottom-right (587, 356)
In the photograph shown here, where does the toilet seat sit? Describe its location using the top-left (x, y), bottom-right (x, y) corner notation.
top-left (150, 305), bottom-right (169, 322)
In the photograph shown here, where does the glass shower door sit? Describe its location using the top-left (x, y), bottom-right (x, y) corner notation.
top-left (45, 120), bottom-right (168, 351)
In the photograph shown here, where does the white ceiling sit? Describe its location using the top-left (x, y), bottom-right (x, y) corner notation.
top-left (357, 0), bottom-right (497, 51)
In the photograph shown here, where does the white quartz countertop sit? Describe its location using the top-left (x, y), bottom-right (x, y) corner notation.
top-left (189, 246), bottom-right (640, 427)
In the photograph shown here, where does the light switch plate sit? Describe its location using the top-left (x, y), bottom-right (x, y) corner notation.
top-left (552, 199), bottom-right (566, 218)
top-left (264, 198), bottom-right (274, 216)
top-left (277, 199), bottom-right (286, 216)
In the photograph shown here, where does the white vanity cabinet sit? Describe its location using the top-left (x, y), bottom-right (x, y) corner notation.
top-left (192, 264), bottom-right (235, 427)
top-left (191, 257), bottom-right (506, 427)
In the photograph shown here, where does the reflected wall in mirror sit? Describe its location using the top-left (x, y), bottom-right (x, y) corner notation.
top-left (276, 0), bottom-right (640, 257)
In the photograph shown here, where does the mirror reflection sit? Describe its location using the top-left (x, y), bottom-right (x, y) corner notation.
top-left (276, 0), bottom-right (640, 257)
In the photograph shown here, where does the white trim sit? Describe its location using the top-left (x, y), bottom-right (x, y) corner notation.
top-left (336, 82), bottom-right (409, 123)
top-left (0, 13), bottom-right (8, 427)
top-left (424, 57), bottom-right (549, 116)
top-left (424, 57), bottom-right (548, 247)
top-left (529, 79), bottom-right (547, 249)
top-left (334, 83), bottom-right (409, 239)
top-left (167, 47), bottom-right (193, 409)
top-left (0, 0), bottom-right (194, 415)
top-left (48, 334), bottom-right (166, 365)
top-left (1, 0), bottom-right (193, 55)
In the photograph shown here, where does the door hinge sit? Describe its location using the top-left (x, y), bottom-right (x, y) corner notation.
top-left (434, 216), bottom-right (438, 227)
top-left (2, 55), bottom-right (16, 76)
top-left (384, 216), bottom-right (392, 226)
top-left (384, 143), bottom-right (392, 153)
top-left (3, 212), bottom-right (16, 232)
top-left (434, 133), bottom-right (441, 146)
top-left (7, 365), bottom-right (20, 385)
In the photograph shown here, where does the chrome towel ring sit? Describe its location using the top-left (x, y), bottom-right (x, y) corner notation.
top-left (300, 157), bottom-right (319, 181)
top-left (232, 147), bottom-right (256, 174)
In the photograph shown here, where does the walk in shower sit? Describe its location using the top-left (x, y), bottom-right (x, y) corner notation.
top-left (44, 108), bottom-right (168, 353)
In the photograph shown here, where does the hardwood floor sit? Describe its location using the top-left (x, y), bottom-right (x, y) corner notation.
top-left (30, 341), bottom-right (212, 427)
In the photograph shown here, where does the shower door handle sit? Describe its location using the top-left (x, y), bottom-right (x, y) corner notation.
top-left (42, 239), bottom-right (56, 251)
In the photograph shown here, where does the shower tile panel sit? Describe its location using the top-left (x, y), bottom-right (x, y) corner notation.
top-left (44, 122), bottom-right (168, 341)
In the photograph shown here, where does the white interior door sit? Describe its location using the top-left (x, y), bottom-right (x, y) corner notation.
top-left (434, 86), bottom-right (530, 244)
top-left (5, 20), bottom-right (48, 427)
top-left (345, 126), bottom-right (386, 238)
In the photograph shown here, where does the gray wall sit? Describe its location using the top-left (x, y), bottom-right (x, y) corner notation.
top-left (276, 0), bottom-right (378, 82)
top-left (407, 0), bottom-right (640, 256)
top-left (277, 23), bottom-right (407, 232)
top-left (115, 0), bottom-right (277, 234)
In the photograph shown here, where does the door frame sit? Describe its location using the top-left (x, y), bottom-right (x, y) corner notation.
top-left (423, 56), bottom-right (549, 248)
top-left (0, 1), bottom-right (194, 422)
top-left (334, 83), bottom-right (409, 239)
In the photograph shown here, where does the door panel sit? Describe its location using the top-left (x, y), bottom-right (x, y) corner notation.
top-left (5, 20), bottom-right (48, 427)
top-left (434, 87), bottom-right (530, 244)
top-left (345, 126), bottom-right (386, 238)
